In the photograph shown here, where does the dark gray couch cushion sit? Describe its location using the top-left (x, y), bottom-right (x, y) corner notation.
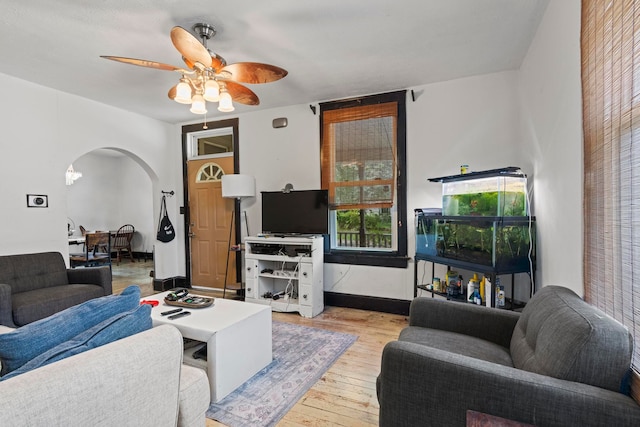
top-left (510, 285), bottom-right (633, 392)
top-left (400, 326), bottom-right (514, 367)
top-left (0, 252), bottom-right (68, 293)
top-left (12, 284), bottom-right (106, 327)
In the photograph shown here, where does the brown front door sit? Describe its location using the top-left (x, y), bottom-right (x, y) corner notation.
top-left (187, 157), bottom-right (235, 289)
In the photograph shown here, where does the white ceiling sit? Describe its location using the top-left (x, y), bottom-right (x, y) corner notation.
top-left (0, 0), bottom-right (549, 124)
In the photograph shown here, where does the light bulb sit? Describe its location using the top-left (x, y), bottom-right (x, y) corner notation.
top-left (218, 90), bottom-right (234, 112)
top-left (190, 94), bottom-right (207, 114)
top-left (174, 79), bottom-right (192, 104)
top-left (203, 79), bottom-right (220, 102)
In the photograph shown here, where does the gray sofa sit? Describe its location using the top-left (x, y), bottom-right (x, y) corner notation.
top-left (0, 324), bottom-right (210, 427)
top-left (0, 252), bottom-right (111, 327)
top-left (377, 285), bottom-right (640, 427)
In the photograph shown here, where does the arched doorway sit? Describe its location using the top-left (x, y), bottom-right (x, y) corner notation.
top-left (66, 148), bottom-right (157, 294)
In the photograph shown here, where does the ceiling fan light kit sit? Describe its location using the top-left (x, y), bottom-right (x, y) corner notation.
top-left (174, 78), bottom-right (193, 104)
top-left (101, 23), bottom-right (287, 116)
top-left (190, 94), bottom-right (207, 114)
top-left (218, 89), bottom-right (234, 112)
top-left (203, 79), bottom-right (220, 102)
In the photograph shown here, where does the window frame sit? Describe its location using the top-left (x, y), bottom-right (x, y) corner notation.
top-left (320, 90), bottom-right (408, 268)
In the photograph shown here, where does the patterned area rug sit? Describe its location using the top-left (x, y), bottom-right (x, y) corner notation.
top-left (207, 320), bottom-right (358, 427)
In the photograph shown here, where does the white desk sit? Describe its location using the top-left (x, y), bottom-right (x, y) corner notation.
top-left (68, 236), bottom-right (85, 245)
top-left (144, 291), bottom-right (272, 403)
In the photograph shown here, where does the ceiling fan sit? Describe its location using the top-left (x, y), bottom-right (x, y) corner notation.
top-left (101, 23), bottom-right (287, 115)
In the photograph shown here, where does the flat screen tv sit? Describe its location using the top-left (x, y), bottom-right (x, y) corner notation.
top-left (261, 190), bottom-right (329, 235)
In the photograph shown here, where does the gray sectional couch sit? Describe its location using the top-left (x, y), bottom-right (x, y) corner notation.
top-left (0, 252), bottom-right (111, 327)
top-left (377, 285), bottom-right (640, 426)
top-left (0, 324), bottom-right (210, 426)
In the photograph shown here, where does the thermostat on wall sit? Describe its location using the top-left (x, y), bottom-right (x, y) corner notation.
top-left (27, 194), bottom-right (48, 208)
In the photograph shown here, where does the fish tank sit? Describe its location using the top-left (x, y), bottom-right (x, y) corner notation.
top-left (415, 210), bottom-right (536, 271)
top-left (429, 166), bottom-right (528, 217)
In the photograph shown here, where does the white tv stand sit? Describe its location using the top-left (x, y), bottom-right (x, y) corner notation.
top-left (244, 235), bottom-right (324, 318)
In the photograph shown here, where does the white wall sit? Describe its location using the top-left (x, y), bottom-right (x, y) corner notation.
top-left (66, 152), bottom-right (154, 254)
top-left (0, 73), bottom-right (182, 279)
top-left (238, 104), bottom-right (321, 234)
top-left (518, 0), bottom-right (583, 296)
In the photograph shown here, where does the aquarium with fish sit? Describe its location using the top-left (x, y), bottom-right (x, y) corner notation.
top-left (415, 211), bottom-right (535, 270)
top-left (416, 167), bottom-right (535, 271)
top-left (429, 166), bottom-right (528, 217)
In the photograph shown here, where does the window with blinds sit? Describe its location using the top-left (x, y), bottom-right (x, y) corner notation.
top-left (320, 91), bottom-right (407, 267)
top-left (321, 103), bottom-right (397, 210)
top-left (581, 0), bottom-right (640, 401)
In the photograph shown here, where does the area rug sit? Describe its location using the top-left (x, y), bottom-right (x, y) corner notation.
top-left (206, 320), bottom-right (358, 427)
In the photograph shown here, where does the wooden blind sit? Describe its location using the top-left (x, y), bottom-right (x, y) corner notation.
top-left (321, 102), bottom-right (398, 210)
top-left (581, 0), bottom-right (640, 400)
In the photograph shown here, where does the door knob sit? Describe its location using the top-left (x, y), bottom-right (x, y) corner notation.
top-left (188, 232), bottom-right (196, 238)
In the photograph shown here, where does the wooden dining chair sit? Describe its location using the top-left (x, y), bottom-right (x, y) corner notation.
top-left (69, 231), bottom-right (112, 269)
top-left (79, 225), bottom-right (87, 250)
top-left (111, 224), bottom-right (135, 265)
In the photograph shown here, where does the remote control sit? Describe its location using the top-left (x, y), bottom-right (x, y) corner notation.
top-left (161, 308), bottom-right (183, 316)
top-left (168, 311), bottom-right (191, 320)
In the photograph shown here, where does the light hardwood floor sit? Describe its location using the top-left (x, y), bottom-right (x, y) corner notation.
top-left (110, 258), bottom-right (155, 296)
top-left (111, 260), bottom-right (408, 426)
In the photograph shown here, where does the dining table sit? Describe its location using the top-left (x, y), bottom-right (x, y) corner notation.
top-left (68, 230), bottom-right (120, 246)
top-left (68, 236), bottom-right (85, 245)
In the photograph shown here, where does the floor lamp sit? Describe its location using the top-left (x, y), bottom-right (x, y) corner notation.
top-left (221, 174), bottom-right (255, 298)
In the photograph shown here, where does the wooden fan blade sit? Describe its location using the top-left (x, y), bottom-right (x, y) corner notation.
top-left (170, 26), bottom-right (211, 68)
top-left (168, 86), bottom-right (176, 100)
top-left (101, 56), bottom-right (182, 72)
top-left (220, 62), bottom-right (288, 84)
top-left (224, 81), bottom-right (260, 105)
top-left (210, 55), bottom-right (226, 72)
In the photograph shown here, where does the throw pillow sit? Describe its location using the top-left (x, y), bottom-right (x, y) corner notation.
top-left (0, 285), bottom-right (141, 376)
top-left (1, 303), bottom-right (151, 381)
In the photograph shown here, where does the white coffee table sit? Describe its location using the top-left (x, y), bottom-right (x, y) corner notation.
top-left (145, 291), bottom-right (272, 403)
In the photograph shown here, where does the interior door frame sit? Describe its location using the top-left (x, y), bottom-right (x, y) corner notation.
top-left (181, 118), bottom-right (240, 287)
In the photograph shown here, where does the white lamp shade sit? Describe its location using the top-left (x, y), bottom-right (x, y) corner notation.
top-left (190, 94), bottom-right (207, 114)
top-left (174, 81), bottom-right (192, 104)
top-left (222, 174), bottom-right (255, 199)
top-left (203, 79), bottom-right (220, 102)
top-left (218, 90), bottom-right (234, 112)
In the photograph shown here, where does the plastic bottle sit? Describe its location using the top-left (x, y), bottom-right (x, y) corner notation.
top-left (479, 277), bottom-right (486, 301)
top-left (472, 289), bottom-right (482, 305)
top-left (484, 277), bottom-right (492, 307)
top-left (496, 278), bottom-right (505, 308)
top-left (445, 270), bottom-right (458, 295)
top-left (467, 273), bottom-right (479, 302)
